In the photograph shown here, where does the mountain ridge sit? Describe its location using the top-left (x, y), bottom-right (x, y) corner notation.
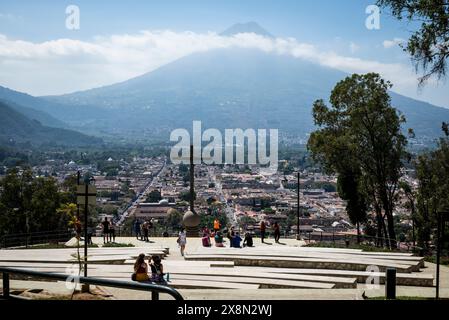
top-left (38, 48), bottom-right (449, 141)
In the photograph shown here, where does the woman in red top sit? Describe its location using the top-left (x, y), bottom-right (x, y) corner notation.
top-left (133, 253), bottom-right (149, 282)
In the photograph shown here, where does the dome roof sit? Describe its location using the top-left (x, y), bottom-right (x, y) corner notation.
top-left (183, 210), bottom-right (200, 227)
top-left (158, 199), bottom-right (169, 205)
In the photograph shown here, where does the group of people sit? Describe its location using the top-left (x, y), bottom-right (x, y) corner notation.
top-left (133, 219), bottom-right (154, 242)
top-left (202, 219), bottom-right (280, 248)
top-left (172, 218), bottom-right (282, 257)
top-left (133, 254), bottom-right (165, 283)
top-left (199, 219), bottom-right (254, 249)
top-left (101, 217), bottom-right (116, 244)
top-left (260, 220), bottom-right (281, 244)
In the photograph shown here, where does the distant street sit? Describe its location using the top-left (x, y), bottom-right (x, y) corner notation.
top-left (117, 158), bottom-right (167, 226)
top-left (208, 166), bottom-right (237, 226)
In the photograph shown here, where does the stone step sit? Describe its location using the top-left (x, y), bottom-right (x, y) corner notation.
top-left (169, 274), bottom-right (336, 289)
top-left (184, 254), bottom-right (414, 272)
top-left (163, 268), bottom-right (356, 288)
top-left (191, 249), bottom-right (424, 266)
top-left (230, 267), bottom-right (434, 287)
top-left (150, 278), bottom-right (261, 290)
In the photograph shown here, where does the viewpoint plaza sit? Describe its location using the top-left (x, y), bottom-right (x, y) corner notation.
top-left (0, 234), bottom-right (446, 300)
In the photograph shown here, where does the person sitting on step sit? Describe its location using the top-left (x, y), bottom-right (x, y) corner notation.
top-left (133, 253), bottom-right (149, 282)
top-left (150, 255), bottom-right (165, 283)
top-left (243, 231), bottom-right (254, 247)
top-left (214, 231), bottom-right (225, 247)
top-left (231, 232), bottom-right (242, 248)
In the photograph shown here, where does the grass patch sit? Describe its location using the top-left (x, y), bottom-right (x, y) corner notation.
top-left (424, 255), bottom-right (449, 265)
top-left (102, 242), bottom-right (135, 248)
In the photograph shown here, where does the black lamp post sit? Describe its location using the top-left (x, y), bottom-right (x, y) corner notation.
top-left (296, 171), bottom-right (300, 240)
top-left (81, 175), bottom-right (95, 293)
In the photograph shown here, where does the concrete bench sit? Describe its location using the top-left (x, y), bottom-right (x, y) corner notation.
top-left (184, 254), bottom-right (414, 273)
top-left (191, 249), bottom-right (424, 268)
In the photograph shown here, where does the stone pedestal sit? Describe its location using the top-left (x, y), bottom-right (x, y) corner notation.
top-left (183, 210), bottom-right (201, 238)
top-left (186, 226), bottom-right (200, 238)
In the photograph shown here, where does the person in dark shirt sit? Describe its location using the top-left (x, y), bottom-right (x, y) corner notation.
top-left (243, 232), bottom-right (254, 247)
top-left (260, 220), bottom-right (266, 243)
top-left (232, 232), bottom-right (242, 248)
top-left (150, 255), bottom-right (165, 283)
top-left (273, 222), bottom-right (281, 243)
top-left (134, 219), bottom-right (142, 240)
top-left (102, 217), bottom-right (110, 244)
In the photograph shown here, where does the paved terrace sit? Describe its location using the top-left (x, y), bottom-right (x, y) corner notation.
top-left (0, 237), bottom-right (447, 300)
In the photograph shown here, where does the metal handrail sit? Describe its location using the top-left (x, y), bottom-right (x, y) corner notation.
top-left (0, 267), bottom-right (183, 301)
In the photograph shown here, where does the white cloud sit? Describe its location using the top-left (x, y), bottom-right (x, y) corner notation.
top-left (0, 30), bottom-right (445, 106)
top-left (383, 38), bottom-right (405, 49)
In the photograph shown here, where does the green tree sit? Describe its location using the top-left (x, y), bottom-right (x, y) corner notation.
top-left (414, 135), bottom-right (449, 251)
top-left (146, 190), bottom-right (162, 203)
top-left (166, 208), bottom-right (183, 229)
top-left (337, 167), bottom-right (368, 243)
top-left (308, 73), bottom-right (408, 248)
top-left (378, 0), bottom-right (449, 85)
top-left (180, 190), bottom-right (196, 202)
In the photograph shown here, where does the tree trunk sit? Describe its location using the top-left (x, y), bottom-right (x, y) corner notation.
top-left (356, 221), bottom-right (360, 244)
top-left (376, 213), bottom-right (383, 247)
top-left (382, 216), bottom-right (390, 249)
top-left (386, 211), bottom-right (397, 249)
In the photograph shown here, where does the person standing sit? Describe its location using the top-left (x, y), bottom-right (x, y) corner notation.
top-left (134, 219), bottom-right (141, 240)
top-left (273, 222), bottom-right (281, 243)
top-left (213, 218), bottom-right (221, 233)
top-left (102, 217), bottom-right (110, 244)
top-left (143, 221), bottom-right (149, 242)
top-left (87, 226), bottom-right (93, 245)
top-left (74, 218), bottom-right (82, 240)
top-left (178, 228), bottom-right (187, 256)
top-left (148, 219), bottom-right (154, 240)
top-left (260, 220), bottom-right (266, 243)
top-left (110, 223), bottom-right (116, 242)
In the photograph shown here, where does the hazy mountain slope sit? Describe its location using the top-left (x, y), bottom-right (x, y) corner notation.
top-left (44, 47), bottom-right (449, 140)
top-left (0, 100), bottom-right (103, 146)
top-left (0, 98), bottom-right (65, 128)
top-left (0, 85), bottom-right (110, 129)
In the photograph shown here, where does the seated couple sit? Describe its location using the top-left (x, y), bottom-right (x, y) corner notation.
top-left (227, 228), bottom-right (254, 248)
top-left (133, 254), bottom-right (166, 283)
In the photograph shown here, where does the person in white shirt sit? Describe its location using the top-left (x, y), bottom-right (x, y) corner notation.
top-left (178, 228), bottom-right (187, 256)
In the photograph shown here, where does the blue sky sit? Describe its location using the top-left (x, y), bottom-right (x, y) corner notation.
top-left (0, 0), bottom-right (447, 107)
